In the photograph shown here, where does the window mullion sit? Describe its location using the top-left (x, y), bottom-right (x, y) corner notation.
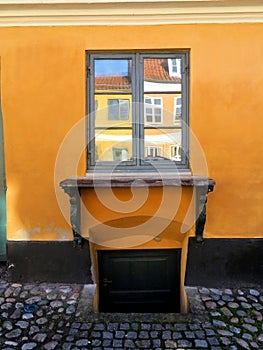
top-left (137, 53), bottom-right (144, 165)
top-left (131, 54), bottom-right (138, 166)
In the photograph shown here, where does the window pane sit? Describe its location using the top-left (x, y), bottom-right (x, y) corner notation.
top-left (144, 96), bottom-right (163, 124)
top-left (95, 129), bottom-right (132, 162)
top-left (144, 58), bottom-right (182, 127)
top-left (154, 109), bottom-right (162, 123)
top-left (144, 93), bottom-right (182, 126)
top-left (119, 100), bottom-right (130, 120)
top-left (108, 99), bottom-right (119, 120)
top-left (144, 58), bottom-right (181, 93)
top-left (107, 99), bottom-right (130, 120)
top-left (95, 59), bottom-right (132, 93)
top-left (94, 94), bottom-right (132, 127)
top-left (154, 99), bottom-right (161, 105)
top-left (144, 128), bottom-right (182, 162)
top-left (146, 115), bottom-right (152, 123)
top-left (145, 97), bottom-right (151, 104)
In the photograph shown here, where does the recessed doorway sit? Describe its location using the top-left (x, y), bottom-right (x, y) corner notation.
top-left (98, 249), bottom-right (181, 313)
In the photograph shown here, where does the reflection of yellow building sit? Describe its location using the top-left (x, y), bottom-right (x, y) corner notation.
top-left (94, 69), bottom-right (133, 161)
top-left (94, 58), bottom-right (182, 162)
top-left (94, 93), bottom-right (133, 161)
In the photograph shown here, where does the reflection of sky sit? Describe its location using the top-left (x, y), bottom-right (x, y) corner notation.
top-left (95, 59), bottom-right (129, 76)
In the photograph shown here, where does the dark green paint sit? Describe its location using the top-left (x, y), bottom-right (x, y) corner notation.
top-left (0, 60), bottom-right (6, 261)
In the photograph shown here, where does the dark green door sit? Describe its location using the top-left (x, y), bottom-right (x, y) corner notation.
top-left (0, 60), bottom-right (6, 261)
top-left (98, 249), bottom-right (181, 313)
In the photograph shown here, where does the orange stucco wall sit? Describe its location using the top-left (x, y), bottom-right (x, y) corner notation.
top-left (81, 186), bottom-right (194, 246)
top-left (0, 23), bottom-right (263, 241)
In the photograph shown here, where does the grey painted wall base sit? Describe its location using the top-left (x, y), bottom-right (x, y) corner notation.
top-left (7, 240), bottom-right (92, 284)
top-left (185, 237), bottom-right (263, 288)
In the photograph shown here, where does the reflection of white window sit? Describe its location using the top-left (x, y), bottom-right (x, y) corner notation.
top-left (145, 146), bottom-right (162, 157)
top-left (144, 97), bottom-right (163, 124)
top-left (108, 99), bottom-right (129, 120)
top-left (174, 96), bottom-right (182, 121)
top-left (170, 145), bottom-right (182, 161)
top-left (168, 59), bottom-right (181, 78)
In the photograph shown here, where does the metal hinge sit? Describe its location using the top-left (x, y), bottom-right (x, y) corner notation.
top-left (183, 64), bottom-right (189, 74)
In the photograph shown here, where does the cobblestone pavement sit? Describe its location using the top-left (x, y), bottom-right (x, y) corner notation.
top-left (1, 263), bottom-right (263, 349)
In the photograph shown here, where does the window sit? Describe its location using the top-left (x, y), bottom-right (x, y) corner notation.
top-left (87, 52), bottom-right (189, 172)
top-left (108, 99), bottom-right (129, 120)
top-left (174, 96), bottom-right (182, 121)
top-left (145, 146), bottom-right (162, 158)
top-left (144, 97), bottom-right (163, 124)
top-left (170, 145), bottom-right (182, 161)
top-left (168, 58), bottom-right (181, 78)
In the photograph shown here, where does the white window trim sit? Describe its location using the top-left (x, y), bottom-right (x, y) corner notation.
top-left (145, 146), bottom-right (162, 158)
top-left (168, 59), bottom-right (181, 78)
top-left (174, 96), bottom-right (182, 122)
top-left (144, 96), bottom-right (163, 124)
top-left (170, 145), bottom-right (181, 161)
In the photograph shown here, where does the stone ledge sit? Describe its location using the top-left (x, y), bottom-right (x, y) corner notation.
top-left (60, 174), bottom-right (215, 189)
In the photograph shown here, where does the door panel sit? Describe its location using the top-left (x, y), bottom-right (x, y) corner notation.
top-left (98, 249), bottom-right (181, 312)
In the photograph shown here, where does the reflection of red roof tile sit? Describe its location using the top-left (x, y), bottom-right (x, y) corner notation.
top-left (95, 59), bottom-right (180, 90)
top-left (144, 58), bottom-right (181, 83)
top-left (95, 76), bottom-right (131, 91)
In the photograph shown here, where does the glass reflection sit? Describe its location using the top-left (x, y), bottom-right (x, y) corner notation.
top-left (94, 59), bottom-right (132, 92)
top-left (95, 129), bottom-right (132, 162)
top-left (144, 128), bottom-right (182, 162)
top-left (143, 57), bottom-right (182, 162)
top-left (143, 57), bottom-right (182, 125)
top-left (92, 56), bottom-right (184, 164)
top-left (94, 94), bottom-right (132, 128)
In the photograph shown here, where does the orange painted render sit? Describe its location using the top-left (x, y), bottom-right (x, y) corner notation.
top-left (0, 23), bottom-right (262, 243)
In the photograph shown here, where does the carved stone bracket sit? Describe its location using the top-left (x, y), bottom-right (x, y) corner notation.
top-left (62, 186), bottom-right (84, 248)
top-left (195, 183), bottom-right (215, 243)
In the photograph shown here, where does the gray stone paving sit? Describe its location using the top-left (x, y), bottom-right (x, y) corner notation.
top-left (0, 263), bottom-right (263, 349)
